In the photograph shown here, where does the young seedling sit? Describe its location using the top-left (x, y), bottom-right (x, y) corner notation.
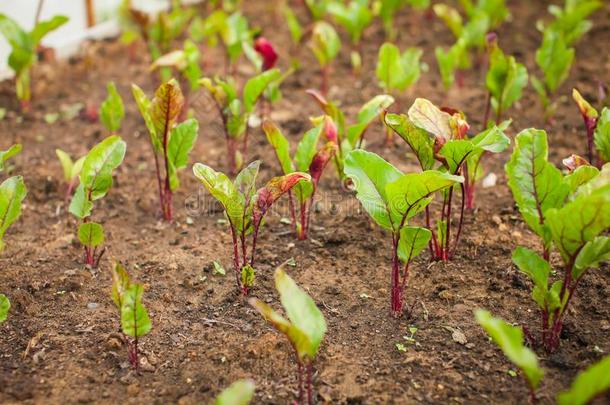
top-left (263, 120), bottom-right (337, 240)
top-left (307, 89), bottom-right (394, 178)
top-left (199, 69), bottom-right (280, 173)
top-left (508, 131), bottom-right (610, 351)
top-left (483, 33), bottom-right (528, 126)
top-left (0, 144), bottom-right (27, 253)
top-left (69, 136), bottom-right (126, 267)
top-left (250, 265), bottom-right (327, 404)
top-left (110, 262), bottom-right (152, 372)
top-left (56, 149), bottom-right (85, 201)
top-left (193, 161), bottom-right (310, 294)
top-left (151, 40), bottom-right (202, 115)
top-left (309, 21), bottom-right (341, 96)
top-left (543, 0), bottom-right (602, 46)
top-left (531, 28), bottom-right (574, 121)
top-left (100, 82), bottom-right (125, 134)
top-left (475, 309), bottom-right (544, 402)
top-left (197, 10), bottom-right (255, 75)
top-left (0, 13), bottom-right (68, 111)
top-left (132, 79), bottom-right (199, 220)
top-left (303, 0), bottom-right (329, 21)
top-left (282, 5), bottom-right (305, 68)
top-left (375, 42), bottom-right (422, 143)
top-left (1, 144), bottom-right (27, 322)
top-left (377, 0), bottom-right (430, 41)
top-left (557, 354), bottom-right (610, 405)
top-left (344, 149), bottom-right (463, 315)
top-left (433, 0), bottom-right (509, 89)
top-left (215, 379), bottom-right (255, 405)
top-left (327, 0), bottom-right (373, 73)
top-left (384, 98), bottom-right (509, 260)
top-left (572, 89), bottom-right (610, 167)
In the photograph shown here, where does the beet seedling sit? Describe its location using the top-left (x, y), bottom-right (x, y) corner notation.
top-left (542, 0), bottom-right (601, 46)
top-left (56, 149), bottom-right (85, 201)
top-left (110, 262), bottom-right (152, 372)
top-left (69, 136), bottom-right (126, 267)
top-left (215, 379), bottom-right (255, 405)
top-left (193, 161), bottom-right (310, 294)
top-left (0, 144), bottom-right (27, 253)
top-left (250, 265), bottom-right (327, 405)
top-left (385, 98), bottom-right (509, 260)
top-left (344, 149), bottom-right (463, 315)
top-left (510, 162), bottom-right (610, 353)
top-left (0, 13), bottom-right (68, 111)
top-left (327, 0), bottom-right (373, 73)
top-left (558, 354), bottom-right (610, 405)
top-left (475, 309), bottom-right (544, 402)
top-left (132, 79), bottom-right (199, 221)
top-left (0, 144), bottom-right (27, 323)
top-left (378, 0), bottom-right (430, 41)
top-left (263, 120), bottom-right (337, 240)
top-left (307, 89), bottom-right (394, 178)
top-left (572, 89), bottom-right (609, 166)
top-left (199, 69), bottom-right (280, 173)
top-left (483, 33), bottom-right (528, 126)
top-left (375, 42), bottom-right (422, 143)
top-left (100, 82), bottom-right (125, 134)
top-left (309, 21), bottom-right (341, 96)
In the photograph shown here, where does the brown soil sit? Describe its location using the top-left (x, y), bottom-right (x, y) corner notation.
top-left (1, 1), bottom-right (609, 404)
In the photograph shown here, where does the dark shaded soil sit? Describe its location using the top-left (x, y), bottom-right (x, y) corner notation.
top-left (1, 1), bottom-right (609, 404)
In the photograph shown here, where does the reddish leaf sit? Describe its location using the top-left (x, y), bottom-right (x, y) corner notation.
top-left (323, 116), bottom-right (338, 144)
top-left (562, 154), bottom-right (590, 171)
top-left (309, 142), bottom-right (337, 187)
top-left (253, 172), bottom-right (311, 227)
top-left (254, 37), bottom-right (278, 71)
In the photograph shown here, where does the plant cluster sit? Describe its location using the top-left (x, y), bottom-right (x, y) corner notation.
top-left (193, 161), bottom-right (310, 294)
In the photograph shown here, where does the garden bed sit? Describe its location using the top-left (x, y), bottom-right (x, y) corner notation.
top-left (1, 1), bottom-right (609, 403)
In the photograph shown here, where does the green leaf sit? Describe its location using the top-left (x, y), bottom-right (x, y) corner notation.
top-left (0, 176), bottom-right (27, 253)
top-left (55, 149), bottom-right (74, 182)
top-left (0, 14), bottom-right (32, 52)
top-left (168, 118), bottom-right (199, 191)
top-left (276, 266), bottom-right (327, 359)
top-left (243, 69), bottom-right (281, 113)
top-left (234, 160), bottom-right (261, 204)
top-left (294, 126), bottom-right (322, 173)
top-left (77, 222), bottom-right (104, 248)
top-left (347, 95), bottom-right (395, 146)
top-left (283, 6), bottom-right (303, 44)
top-left (557, 354), bottom-right (610, 405)
top-left (0, 144), bottom-right (22, 172)
top-left (263, 121), bottom-right (295, 175)
top-left (563, 165), bottom-right (599, 194)
top-left (433, 4), bottom-right (462, 37)
top-left (111, 261), bottom-right (131, 310)
top-left (384, 114), bottom-right (434, 170)
top-left (30, 15), bottom-right (69, 45)
top-left (0, 293), bottom-right (9, 323)
top-left (213, 261), bottom-right (226, 276)
top-left (100, 82), bottom-right (125, 133)
top-left (470, 123), bottom-right (511, 153)
top-left (78, 221), bottom-right (105, 250)
top-left (131, 84), bottom-right (161, 151)
top-left (546, 191), bottom-right (610, 263)
top-left (486, 45), bottom-right (528, 117)
top-left (594, 108), bottom-right (610, 162)
top-left (193, 163), bottom-right (244, 231)
top-left (376, 43), bottom-right (422, 92)
top-left (343, 150), bottom-right (403, 231)
top-left (68, 184), bottom-right (93, 219)
top-left (327, 0), bottom-right (372, 44)
top-left (535, 29), bottom-right (574, 94)
top-left (505, 129), bottom-right (568, 245)
top-left (309, 21), bottom-right (341, 67)
top-left (121, 284), bottom-right (152, 338)
top-left (573, 236), bottom-right (610, 279)
top-left (439, 140), bottom-right (475, 174)
top-left (79, 135), bottom-right (127, 201)
top-left (475, 309), bottom-right (544, 390)
top-left (512, 247), bottom-right (550, 309)
top-left (397, 226), bottom-right (432, 264)
top-left (215, 379), bottom-right (255, 405)
top-left (386, 171), bottom-right (464, 229)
